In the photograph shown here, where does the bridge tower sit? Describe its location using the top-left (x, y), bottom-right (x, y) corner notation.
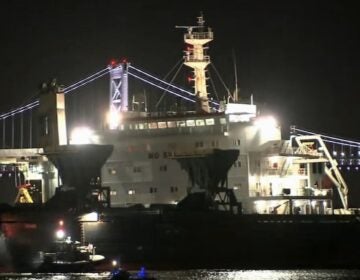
top-left (178, 14), bottom-right (213, 113)
top-left (109, 62), bottom-right (128, 129)
top-left (37, 79), bottom-right (67, 149)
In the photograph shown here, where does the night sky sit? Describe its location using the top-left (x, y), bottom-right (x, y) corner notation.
top-left (1, 0), bottom-right (359, 140)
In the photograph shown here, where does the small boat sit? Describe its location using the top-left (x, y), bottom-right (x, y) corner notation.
top-left (110, 266), bottom-right (157, 280)
top-left (36, 237), bottom-right (105, 272)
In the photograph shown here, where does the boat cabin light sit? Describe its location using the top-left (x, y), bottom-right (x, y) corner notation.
top-left (80, 211), bottom-right (99, 222)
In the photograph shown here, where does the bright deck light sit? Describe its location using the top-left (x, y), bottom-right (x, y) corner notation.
top-left (80, 211), bottom-right (99, 222)
top-left (70, 126), bottom-right (94, 144)
top-left (107, 109), bottom-right (122, 130)
top-left (55, 229), bottom-right (65, 239)
top-left (254, 116), bottom-right (277, 128)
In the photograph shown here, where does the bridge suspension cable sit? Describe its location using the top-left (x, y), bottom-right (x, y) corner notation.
top-left (0, 67), bottom-right (112, 121)
top-left (128, 71), bottom-right (196, 104)
top-left (0, 100), bottom-right (39, 120)
top-left (128, 65), bottom-right (220, 109)
top-left (63, 66), bottom-right (111, 94)
top-left (129, 65), bottom-right (196, 96)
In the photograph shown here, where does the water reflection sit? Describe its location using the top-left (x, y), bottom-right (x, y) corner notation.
top-left (1, 270), bottom-right (360, 280)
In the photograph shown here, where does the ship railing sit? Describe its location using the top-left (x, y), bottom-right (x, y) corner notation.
top-left (265, 168), bottom-right (307, 176)
top-left (185, 31), bottom-right (213, 40)
top-left (184, 55), bottom-right (210, 63)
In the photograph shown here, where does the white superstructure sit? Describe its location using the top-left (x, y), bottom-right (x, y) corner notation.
top-left (93, 15), bottom-right (348, 215)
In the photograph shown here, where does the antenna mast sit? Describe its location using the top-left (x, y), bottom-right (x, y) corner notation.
top-left (176, 14), bottom-right (213, 113)
top-left (232, 50), bottom-right (239, 102)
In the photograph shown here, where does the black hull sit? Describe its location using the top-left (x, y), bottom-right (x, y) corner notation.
top-left (83, 208), bottom-right (360, 270)
top-left (2, 206), bottom-right (360, 271)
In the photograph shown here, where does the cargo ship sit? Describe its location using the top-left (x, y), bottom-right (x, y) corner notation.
top-left (1, 14), bottom-right (360, 272)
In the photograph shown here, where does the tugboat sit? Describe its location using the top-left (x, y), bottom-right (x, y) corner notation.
top-left (35, 221), bottom-right (105, 272)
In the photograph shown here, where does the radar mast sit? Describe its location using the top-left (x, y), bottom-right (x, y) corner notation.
top-left (176, 14), bottom-right (213, 113)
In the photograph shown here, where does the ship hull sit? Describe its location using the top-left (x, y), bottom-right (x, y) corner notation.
top-left (83, 208), bottom-right (360, 269)
top-left (2, 206), bottom-right (360, 272)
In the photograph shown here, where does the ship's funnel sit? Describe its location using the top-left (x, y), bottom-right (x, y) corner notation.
top-left (44, 144), bottom-right (113, 209)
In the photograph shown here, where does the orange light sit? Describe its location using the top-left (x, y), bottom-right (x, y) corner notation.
top-left (59, 220), bottom-right (64, 227)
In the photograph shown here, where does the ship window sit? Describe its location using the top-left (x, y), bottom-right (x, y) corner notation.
top-left (220, 118), bottom-right (227, 125)
top-left (195, 141), bottom-right (204, 148)
top-left (211, 140), bottom-right (219, 147)
top-left (195, 119), bottom-right (205, 126)
top-left (108, 168), bottom-right (117, 175)
top-left (158, 122), bottom-right (167, 129)
top-left (120, 124), bottom-right (125, 131)
top-left (40, 115), bottom-right (50, 136)
top-left (163, 151), bottom-right (173, 158)
top-left (233, 139), bottom-right (241, 146)
top-left (110, 190), bottom-right (117, 196)
top-left (160, 165), bottom-right (167, 171)
top-left (150, 187), bottom-right (157, 193)
top-left (133, 166), bottom-right (142, 173)
top-left (205, 118), bottom-right (215, 125)
top-left (318, 163), bottom-right (324, 173)
top-left (234, 161), bottom-right (241, 168)
top-left (128, 189), bottom-right (135, 195)
top-left (167, 121), bottom-right (176, 128)
top-left (177, 120), bottom-right (186, 127)
top-left (186, 120), bottom-right (195, 127)
top-left (312, 163), bottom-right (317, 174)
top-left (149, 122), bottom-right (158, 129)
top-left (170, 186), bottom-right (178, 193)
top-left (139, 123), bottom-right (145, 130)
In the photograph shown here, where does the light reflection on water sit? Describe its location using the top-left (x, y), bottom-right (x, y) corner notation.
top-left (1, 270), bottom-right (360, 280)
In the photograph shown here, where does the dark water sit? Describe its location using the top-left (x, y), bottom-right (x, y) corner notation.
top-left (1, 270), bottom-right (360, 280)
